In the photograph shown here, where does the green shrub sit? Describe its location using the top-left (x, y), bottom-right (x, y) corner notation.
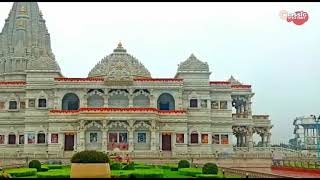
top-left (29, 160), bottom-right (41, 171)
top-left (178, 160), bottom-right (190, 169)
top-left (38, 167), bottom-right (49, 172)
top-left (111, 162), bottom-right (122, 170)
top-left (123, 162), bottom-right (135, 170)
top-left (202, 163), bottom-right (218, 174)
top-left (47, 165), bottom-right (63, 169)
top-left (71, 150), bottom-right (110, 163)
top-left (36, 169), bottom-right (70, 178)
top-left (196, 174), bottom-right (222, 178)
top-left (6, 168), bottom-right (37, 177)
top-left (171, 167), bottom-right (179, 171)
top-left (178, 168), bottom-right (202, 177)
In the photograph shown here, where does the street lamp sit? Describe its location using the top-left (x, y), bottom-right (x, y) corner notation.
top-left (312, 115), bottom-right (320, 160)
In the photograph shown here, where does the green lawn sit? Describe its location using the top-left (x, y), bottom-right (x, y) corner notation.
top-left (3, 163), bottom-right (242, 178)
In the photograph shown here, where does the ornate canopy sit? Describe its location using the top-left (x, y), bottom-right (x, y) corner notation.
top-left (177, 54), bottom-right (209, 73)
top-left (88, 43), bottom-right (151, 80)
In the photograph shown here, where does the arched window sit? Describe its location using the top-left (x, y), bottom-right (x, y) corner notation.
top-left (87, 95), bottom-right (104, 107)
top-left (108, 94), bottom-right (129, 108)
top-left (157, 93), bottom-right (175, 110)
top-left (62, 93), bottom-right (80, 110)
top-left (133, 95), bottom-right (150, 107)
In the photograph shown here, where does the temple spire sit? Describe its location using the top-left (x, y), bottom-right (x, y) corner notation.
top-left (0, 2), bottom-right (61, 80)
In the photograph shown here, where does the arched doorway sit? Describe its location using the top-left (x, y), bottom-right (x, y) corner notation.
top-left (157, 93), bottom-right (175, 110)
top-left (62, 93), bottom-right (80, 110)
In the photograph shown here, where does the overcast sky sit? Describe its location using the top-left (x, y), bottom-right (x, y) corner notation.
top-left (0, 2), bottom-right (319, 144)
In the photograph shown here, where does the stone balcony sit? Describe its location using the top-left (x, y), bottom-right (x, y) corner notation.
top-left (252, 115), bottom-right (271, 127)
top-left (232, 113), bottom-right (253, 126)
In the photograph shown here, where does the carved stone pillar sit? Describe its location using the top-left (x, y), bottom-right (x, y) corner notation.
top-left (129, 89), bottom-right (133, 108)
top-left (236, 134), bottom-right (240, 147)
top-left (102, 130), bottom-right (107, 151)
top-left (261, 134), bottom-right (266, 147)
top-left (150, 129), bottom-right (156, 151)
top-left (240, 134), bottom-right (244, 147)
top-left (128, 128), bottom-right (134, 152)
top-left (77, 120), bottom-right (85, 151)
top-left (104, 95), bottom-right (109, 108)
top-left (78, 130), bottom-right (85, 151)
top-left (266, 132), bottom-right (271, 147)
top-left (83, 94), bottom-right (88, 108)
top-left (246, 127), bottom-right (254, 151)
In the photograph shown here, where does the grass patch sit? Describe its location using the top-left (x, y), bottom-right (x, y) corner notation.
top-left (178, 168), bottom-right (203, 177)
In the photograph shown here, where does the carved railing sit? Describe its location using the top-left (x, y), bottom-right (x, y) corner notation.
top-left (221, 167), bottom-right (292, 178)
top-left (49, 108), bottom-right (187, 115)
top-left (107, 143), bottom-right (128, 151)
top-left (252, 115), bottom-right (270, 120)
top-left (231, 85), bottom-right (252, 89)
top-left (232, 113), bottom-right (248, 118)
top-left (234, 147), bottom-right (299, 154)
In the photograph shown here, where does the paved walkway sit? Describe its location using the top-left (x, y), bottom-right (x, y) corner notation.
top-left (234, 167), bottom-right (320, 178)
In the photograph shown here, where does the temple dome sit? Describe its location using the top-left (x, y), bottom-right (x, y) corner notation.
top-left (88, 43), bottom-right (151, 79)
top-left (177, 54), bottom-right (209, 73)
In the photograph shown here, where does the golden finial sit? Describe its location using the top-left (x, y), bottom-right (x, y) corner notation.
top-left (117, 41), bottom-right (122, 48)
top-left (19, 6), bottom-right (27, 15)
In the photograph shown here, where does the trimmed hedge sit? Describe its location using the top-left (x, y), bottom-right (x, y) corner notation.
top-left (178, 160), bottom-right (190, 169)
top-left (47, 165), bottom-right (63, 169)
top-left (159, 164), bottom-right (179, 171)
top-left (134, 165), bottom-right (152, 169)
top-left (36, 169), bottom-right (70, 178)
top-left (196, 174), bottom-right (222, 178)
top-left (6, 168), bottom-right (37, 177)
top-left (29, 160), bottom-right (41, 171)
top-left (71, 150), bottom-right (110, 163)
top-left (131, 170), bottom-right (164, 178)
top-left (202, 163), bottom-right (218, 174)
top-left (178, 168), bottom-right (203, 177)
top-left (111, 170), bottom-right (135, 178)
top-left (38, 167), bottom-right (49, 172)
top-left (111, 162), bottom-right (123, 170)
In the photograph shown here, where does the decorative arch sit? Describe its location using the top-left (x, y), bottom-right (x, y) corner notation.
top-left (108, 90), bottom-right (129, 108)
top-left (133, 94), bottom-right (150, 107)
top-left (7, 93), bottom-right (20, 110)
top-left (157, 93), bottom-right (175, 110)
top-left (87, 95), bottom-right (104, 107)
top-left (107, 121), bottom-right (129, 130)
top-left (134, 121), bottom-right (151, 130)
top-left (85, 121), bottom-right (103, 130)
top-left (37, 90), bottom-right (49, 108)
top-left (62, 93), bottom-right (80, 110)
